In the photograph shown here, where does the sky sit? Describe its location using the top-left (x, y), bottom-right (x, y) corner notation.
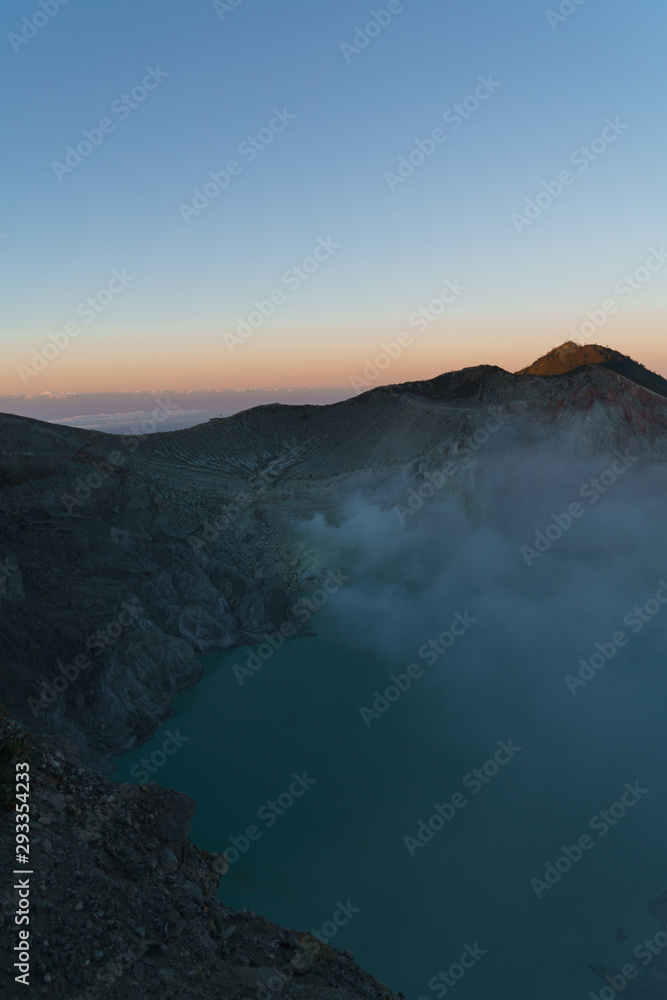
top-left (1, 0), bottom-right (666, 407)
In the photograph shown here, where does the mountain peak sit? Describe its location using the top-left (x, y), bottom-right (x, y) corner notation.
top-left (517, 341), bottom-right (667, 398)
top-left (516, 341), bottom-right (629, 376)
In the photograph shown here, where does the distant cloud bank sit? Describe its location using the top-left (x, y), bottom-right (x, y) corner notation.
top-left (0, 388), bottom-right (352, 432)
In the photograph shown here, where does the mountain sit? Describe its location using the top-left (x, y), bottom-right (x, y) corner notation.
top-left (2, 344), bottom-right (667, 765)
top-left (2, 342), bottom-right (667, 999)
top-left (516, 340), bottom-right (667, 398)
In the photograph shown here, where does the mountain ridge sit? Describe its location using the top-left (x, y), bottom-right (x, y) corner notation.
top-left (515, 340), bottom-right (667, 399)
top-left (1, 341), bottom-right (666, 999)
top-left (1, 342), bottom-right (667, 767)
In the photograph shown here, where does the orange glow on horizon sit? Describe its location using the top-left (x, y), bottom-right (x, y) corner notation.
top-left (3, 312), bottom-right (666, 395)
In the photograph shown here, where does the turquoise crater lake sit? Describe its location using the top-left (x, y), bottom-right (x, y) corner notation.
top-left (112, 595), bottom-right (667, 1000)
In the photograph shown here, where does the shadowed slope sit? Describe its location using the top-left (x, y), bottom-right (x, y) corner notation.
top-left (516, 341), bottom-right (667, 399)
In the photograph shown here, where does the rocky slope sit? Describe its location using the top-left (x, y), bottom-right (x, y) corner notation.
top-left (0, 719), bottom-right (399, 1000)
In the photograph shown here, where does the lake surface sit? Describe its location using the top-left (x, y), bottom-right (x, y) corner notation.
top-left (112, 595), bottom-right (667, 1000)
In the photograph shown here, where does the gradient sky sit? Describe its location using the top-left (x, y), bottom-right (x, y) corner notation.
top-left (1, 0), bottom-right (666, 397)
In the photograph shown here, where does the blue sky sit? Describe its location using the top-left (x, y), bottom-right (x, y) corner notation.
top-left (1, 0), bottom-right (666, 395)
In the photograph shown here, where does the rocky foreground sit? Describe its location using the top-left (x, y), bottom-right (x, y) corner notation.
top-left (0, 720), bottom-right (399, 1000)
top-left (2, 722), bottom-right (667, 999)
